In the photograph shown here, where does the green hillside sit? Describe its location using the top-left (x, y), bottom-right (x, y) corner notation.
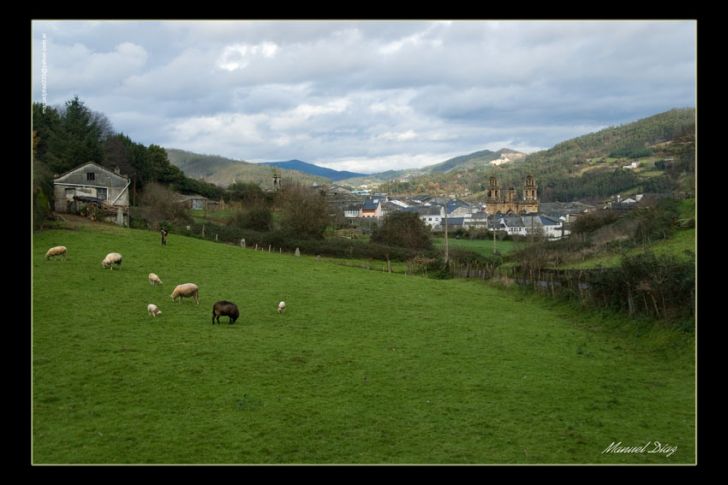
top-left (562, 227), bottom-right (695, 270)
top-left (362, 108), bottom-right (695, 202)
top-left (33, 222), bottom-right (694, 464)
top-left (525, 108), bottom-right (695, 168)
top-left (166, 148), bottom-right (327, 189)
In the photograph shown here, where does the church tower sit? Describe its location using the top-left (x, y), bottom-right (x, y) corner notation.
top-left (523, 175), bottom-right (537, 201)
top-left (486, 176), bottom-right (501, 202)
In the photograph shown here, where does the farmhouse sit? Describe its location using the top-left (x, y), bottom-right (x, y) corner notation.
top-left (175, 193), bottom-right (220, 211)
top-left (53, 162), bottom-right (130, 226)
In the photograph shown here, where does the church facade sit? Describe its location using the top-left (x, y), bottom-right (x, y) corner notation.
top-left (484, 175), bottom-right (539, 215)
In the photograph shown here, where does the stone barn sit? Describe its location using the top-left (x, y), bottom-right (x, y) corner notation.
top-left (53, 162), bottom-right (130, 226)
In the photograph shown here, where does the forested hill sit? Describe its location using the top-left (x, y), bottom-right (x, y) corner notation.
top-left (376, 108), bottom-right (695, 203)
top-left (511, 107), bottom-right (696, 202)
top-left (524, 108), bottom-right (695, 167)
top-left (428, 148), bottom-right (526, 174)
top-left (165, 149), bottom-right (327, 188)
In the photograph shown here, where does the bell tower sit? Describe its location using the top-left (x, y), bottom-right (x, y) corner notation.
top-left (486, 176), bottom-right (501, 202)
top-left (523, 175), bottom-right (537, 201)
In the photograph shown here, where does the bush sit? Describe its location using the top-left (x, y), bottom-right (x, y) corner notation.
top-left (632, 198), bottom-right (679, 244)
top-left (571, 210), bottom-right (620, 235)
top-left (589, 252), bottom-right (694, 325)
top-left (135, 182), bottom-right (193, 230)
top-left (371, 212), bottom-right (432, 250)
top-left (228, 205), bottom-right (273, 232)
top-left (277, 184), bottom-right (330, 239)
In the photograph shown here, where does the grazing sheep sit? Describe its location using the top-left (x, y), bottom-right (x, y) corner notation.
top-left (45, 246), bottom-right (67, 260)
top-left (212, 300), bottom-right (240, 324)
top-left (147, 303), bottom-right (162, 317)
top-left (101, 252), bottom-right (123, 270)
top-left (278, 301), bottom-right (286, 314)
top-left (148, 273), bottom-right (163, 286)
top-left (171, 283), bottom-right (199, 304)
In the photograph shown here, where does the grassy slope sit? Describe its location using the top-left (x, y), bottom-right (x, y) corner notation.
top-left (563, 229), bottom-right (695, 270)
top-left (33, 223), bottom-right (694, 464)
top-left (562, 199), bottom-right (696, 270)
top-left (433, 237), bottom-right (525, 257)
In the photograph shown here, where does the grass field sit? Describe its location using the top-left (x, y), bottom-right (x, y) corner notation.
top-left (562, 228), bottom-right (695, 270)
top-left (33, 222), bottom-right (695, 464)
top-left (433, 237), bottom-right (525, 257)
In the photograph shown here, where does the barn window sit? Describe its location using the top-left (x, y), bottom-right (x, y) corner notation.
top-left (87, 172), bottom-right (95, 181)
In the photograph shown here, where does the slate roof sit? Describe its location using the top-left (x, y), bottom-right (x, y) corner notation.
top-left (361, 198), bottom-right (381, 211)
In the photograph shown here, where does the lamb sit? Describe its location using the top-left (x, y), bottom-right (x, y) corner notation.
top-left (277, 301), bottom-right (286, 314)
top-left (101, 252), bottom-right (123, 269)
top-left (45, 246), bottom-right (67, 260)
top-left (171, 283), bottom-right (199, 304)
top-left (148, 273), bottom-right (163, 286)
top-left (212, 300), bottom-right (240, 324)
top-left (147, 303), bottom-right (162, 317)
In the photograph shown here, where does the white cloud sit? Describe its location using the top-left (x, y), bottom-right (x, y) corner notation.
top-left (377, 130), bottom-right (418, 142)
top-left (217, 41), bottom-right (279, 71)
top-left (34, 39), bottom-right (148, 94)
top-left (317, 152), bottom-right (464, 174)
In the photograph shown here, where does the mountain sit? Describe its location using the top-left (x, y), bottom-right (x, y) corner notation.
top-left (165, 149), bottom-right (327, 188)
top-left (522, 108), bottom-right (695, 167)
top-left (428, 148), bottom-right (527, 173)
top-left (338, 148), bottom-right (527, 185)
top-left (259, 160), bottom-right (366, 182)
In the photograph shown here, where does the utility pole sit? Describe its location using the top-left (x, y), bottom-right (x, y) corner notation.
top-left (493, 217), bottom-right (497, 254)
top-left (443, 203), bottom-right (449, 264)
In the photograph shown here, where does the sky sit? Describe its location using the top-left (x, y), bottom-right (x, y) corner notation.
top-left (31, 20), bottom-right (696, 174)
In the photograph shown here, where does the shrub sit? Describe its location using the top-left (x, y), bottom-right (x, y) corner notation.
top-left (371, 212), bottom-right (433, 250)
top-left (277, 184), bottom-right (330, 239)
top-left (571, 210), bottom-right (620, 235)
top-left (228, 205), bottom-right (273, 232)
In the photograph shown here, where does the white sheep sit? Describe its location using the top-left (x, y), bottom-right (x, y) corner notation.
top-left (101, 252), bottom-right (123, 270)
top-left (148, 273), bottom-right (163, 286)
top-left (171, 283), bottom-right (199, 304)
top-left (277, 301), bottom-right (286, 314)
top-left (147, 303), bottom-right (162, 317)
top-left (45, 246), bottom-right (67, 260)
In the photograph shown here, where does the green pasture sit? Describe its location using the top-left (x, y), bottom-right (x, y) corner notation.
top-left (32, 223), bottom-right (694, 464)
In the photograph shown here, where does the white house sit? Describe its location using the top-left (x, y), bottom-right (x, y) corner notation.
top-left (344, 204), bottom-right (361, 218)
top-left (361, 198), bottom-right (383, 218)
top-left (415, 205), bottom-right (444, 229)
top-left (521, 214), bottom-right (569, 240)
top-left (497, 216), bottom-right (527, 236)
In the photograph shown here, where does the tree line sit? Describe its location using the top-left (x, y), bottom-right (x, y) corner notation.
top-left (32, 96), bottom-right (224, 228)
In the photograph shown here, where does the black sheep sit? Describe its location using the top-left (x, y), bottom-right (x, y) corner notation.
top-left (212, 300), bottom-right (240, 325)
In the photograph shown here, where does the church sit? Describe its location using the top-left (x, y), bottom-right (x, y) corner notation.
top-left (484, 175), bottom-right (539, 215)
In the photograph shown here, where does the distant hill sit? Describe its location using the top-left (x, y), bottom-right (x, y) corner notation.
top-left (523, 108), bottom-right (696, 167)
top-left (357, 108), bottom-right (695, 202)
top-left (428, 148), bottom-right (526, 173)
top-left (339, 148), bottom-right (526, 185)
top-left (165, 149), bottom-right (327, 189)
top-left (259, 160), bottom-right (366, 181)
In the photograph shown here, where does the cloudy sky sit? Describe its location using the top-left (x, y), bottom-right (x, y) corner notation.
top-left (31, 20), bottom-right (696, 174)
